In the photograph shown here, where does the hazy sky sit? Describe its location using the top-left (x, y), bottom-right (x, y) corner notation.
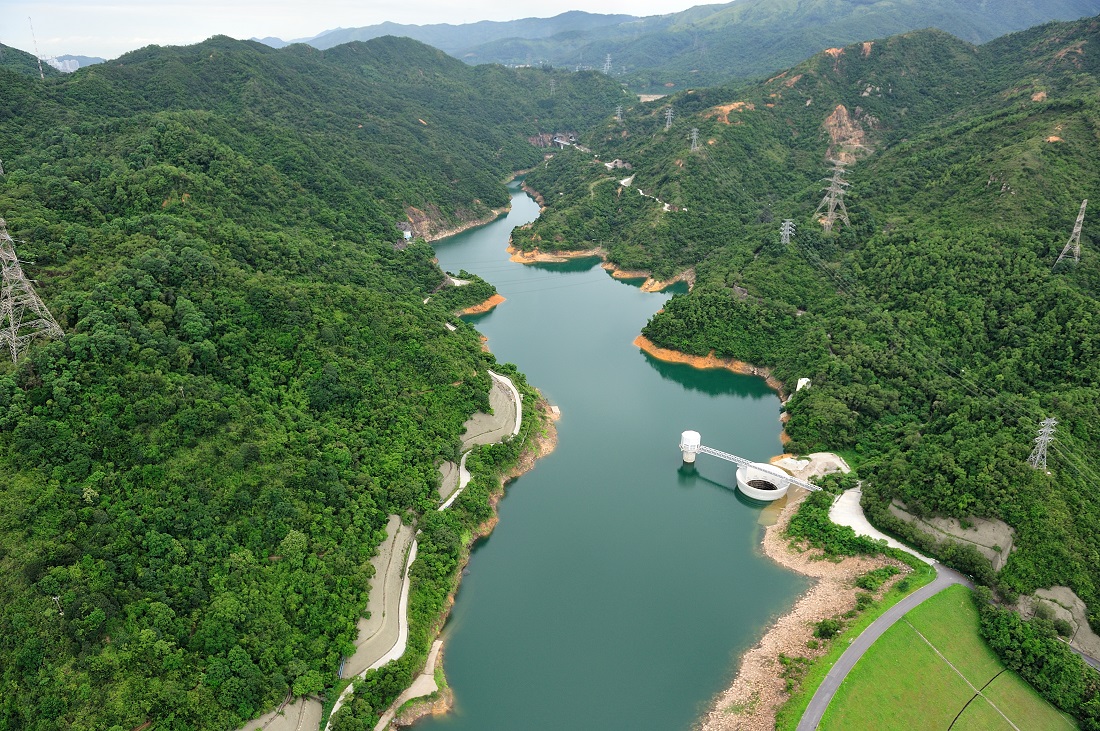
top-left (2, 0), bottom-right (704, 59)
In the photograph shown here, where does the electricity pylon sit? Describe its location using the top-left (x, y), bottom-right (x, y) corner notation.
top-left (780, 220), bottom-right (795, 245)
top-left (664, 106), bottom-right (674, 131)
top-left (1027, 417), bottom-right (1057, 471)
top-left (603, 54), bottom-right (612, 74)
top-left (690, 128), bottom-right (699, 152)
top-left (814, 160), bottom-right (851, 234)
top-left (0, 218), bottom-right (63, 362)
top-left (615, 105), bottom-right (623, 122)
top-left (1054, 199), bottom-right (1087, 268)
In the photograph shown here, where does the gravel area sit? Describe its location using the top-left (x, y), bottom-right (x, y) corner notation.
top-left (699, 489), bottom-right (903, 731)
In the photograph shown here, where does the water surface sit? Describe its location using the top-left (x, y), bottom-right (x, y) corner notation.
top-left (420, 180), bottom-right (807, 730)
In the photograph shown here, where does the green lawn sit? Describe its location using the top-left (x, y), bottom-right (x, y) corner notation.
top-left (819, 585), bottom-right (1076, 731)
top-left (982, 671), bottom-right (1077, 730)
top-left (953, 696), bottom-right (1016, 731)
top-left (905, 586), bottom-right (1004, 687)
top-left (818, 618), bottom-right (973, 730)
top-left (775, 559), bottom-right (939, 730)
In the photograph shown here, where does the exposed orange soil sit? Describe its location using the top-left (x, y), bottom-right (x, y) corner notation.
top-left (506, 244), bottom-right (604, 264)
top-left (862, 41), bottom-right (874, 57)
top-left (706, 101), bottom-right (756, 124)
top-left (1032, 90), bottom-right (1049, 101)
top-left (633, 334), bottom-right (786, 398)
top-left (1047, 135), bottom-right (1064, 142)
top-left (823, 104), bottom-right (869, 164)
top-left (459, 293), bottom-right (505, 315)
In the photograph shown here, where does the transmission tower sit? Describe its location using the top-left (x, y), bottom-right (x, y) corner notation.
top-left (814, 160), bottom-right (851, 234)
top-left (0, 159), bottom-right (5, 176)
top-left (780, 219), bottom-right (795, 245)
top-left (690, 128), bottom-right (700, 152)
top-left (603, 54), bottom-right (612, 74)
top-left (0, 218), bottom-right (64, 362)
top-left (1027, 417), bottom-right (1057, 471)
top-left (27, 17), bottom-right (45, 81)
top-left (664, 106), bottom-right (674, 131)
top-left (615, 105), bottom-right (623, 122)
top-left (1054, 199), bottom-right (1087, 268)
top-left (549, 79), bottom-right (556, 97)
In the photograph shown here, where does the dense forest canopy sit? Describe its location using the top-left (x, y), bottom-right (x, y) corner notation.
top-left (0, 35), bottom-right (621, 730)
top-left (518, 17), bottom-right (1100, 635)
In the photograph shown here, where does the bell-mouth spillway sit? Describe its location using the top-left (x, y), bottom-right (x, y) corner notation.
top-left (678, 430), bottom-right (821, 502)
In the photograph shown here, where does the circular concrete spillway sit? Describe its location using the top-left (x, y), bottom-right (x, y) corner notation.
top-left (735, 462), bottom-right (791, 501)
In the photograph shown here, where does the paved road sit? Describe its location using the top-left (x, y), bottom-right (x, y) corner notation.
top-left (797, 563), bottom-right (970, 731)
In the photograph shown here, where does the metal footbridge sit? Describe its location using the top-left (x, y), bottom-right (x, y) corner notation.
top-left (679, 431), bottom-right (822, 492)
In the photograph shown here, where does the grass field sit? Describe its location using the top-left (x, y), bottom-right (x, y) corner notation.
top-left (775, 559), bottom-right (939, 730)
top-left (820, 585), bottom-right (1077, 730)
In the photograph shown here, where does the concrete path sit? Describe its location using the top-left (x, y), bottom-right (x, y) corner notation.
top-left (797, 487), bottom-right (968, 730)
top-left (341, 516), bottom-right (415, 679)
top-left (238, 694), bottom-right (323, 731)
top-left (796, 563), bottom-right (969, 730)
top-left (829, 487), bottom-right (935, 565)
top-left (437, 370), bottom-right (521, 511)
top-left (325, 541), bottom-right (417, 729)
top-left (373, 640), bottom-right (444, 731)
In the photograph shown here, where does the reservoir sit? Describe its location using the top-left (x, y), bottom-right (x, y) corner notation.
top-left (420, 180), bottom-right (808, 730)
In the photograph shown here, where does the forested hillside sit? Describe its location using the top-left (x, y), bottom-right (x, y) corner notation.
top-left (518, 15), bottom-right (1100, 659)
top-left (0, 36), bottom-right (621, 729)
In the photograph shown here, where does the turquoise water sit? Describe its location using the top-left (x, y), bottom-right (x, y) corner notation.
top-left (419, 180), bottom-right (807, 730)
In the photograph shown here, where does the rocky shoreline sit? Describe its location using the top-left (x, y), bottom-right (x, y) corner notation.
top-left (699, 491), bottom-right (906, 731)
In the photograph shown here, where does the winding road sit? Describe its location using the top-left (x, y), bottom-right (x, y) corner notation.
top-left (796, 563), bottom-right (970, 731)
top-left (796, 488), bottom-right (970, 731)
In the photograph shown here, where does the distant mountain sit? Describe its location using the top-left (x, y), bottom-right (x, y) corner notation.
top-left (45, 54), bottom-right (105, 72)
top-left (255, 11), bottom-right (637, 56)
top-left (269, 0), bottom-right (1100, 91)
top-left (464, 0), bottom-right (1100, 89)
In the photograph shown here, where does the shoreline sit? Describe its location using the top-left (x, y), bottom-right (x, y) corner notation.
top-left (420, 206), bottom-right (510, 242)
top-left (459, 293), bottom-right (506, 315)
top-left (505, 244), bottom-right (694, 293)
top-left (507, 180), bottom-right (693, 292)
top-left (633, 334), bottom-right (788, 401)
top-left (388, 397), bottom-right (560, 729)
top-left (699, 491), bottom-right (907, 731)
